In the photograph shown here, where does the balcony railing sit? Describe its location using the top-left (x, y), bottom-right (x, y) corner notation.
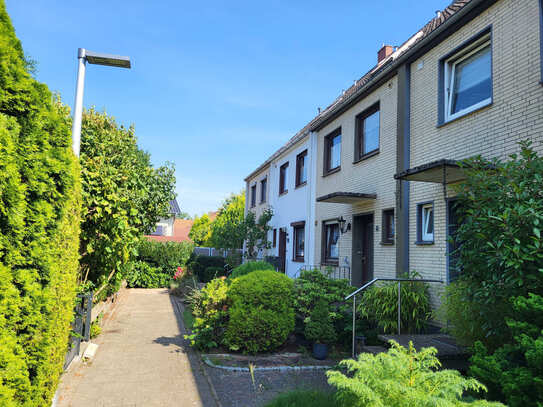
top-left (298, 264), bottom-right (351, 281)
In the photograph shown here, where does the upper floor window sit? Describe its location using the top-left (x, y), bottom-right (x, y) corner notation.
top-left (250, 184), bottom-right (256, 207)
top-left (444, 33), bottom-right (491, 122)
top-left (150, 225), bottom-right (164, 236)
top-left (296, 150), bottom-right (308, 187)
top-left (324, 128), bottom-right (341, 175)
top-left (355, 104), bottom-right (380, 160)
top-left (417, 202), bottom-right (434, 243)
top-left (279, 162), bottom-right (289, 195)
top-left (260, 177), bottom-right (267, 203)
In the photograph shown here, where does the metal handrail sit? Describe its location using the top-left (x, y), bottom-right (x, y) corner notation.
top-left (346, 277), bottom-right (443, 358)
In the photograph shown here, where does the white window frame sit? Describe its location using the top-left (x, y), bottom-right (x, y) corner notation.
top-left (421, 203), bottom-right (434, 242)
top-left (444, 34), bottom-right (492, 122)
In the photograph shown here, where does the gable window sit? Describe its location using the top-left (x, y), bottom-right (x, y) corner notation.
top-left (296, 150), bottom-right (308, 187)
top-left (355, 104), bottom-right (380, 161)
top-left (260, 177), bottom-right (267, 203)
top-left (324, 128), bottom-right (341, 175)
top-left (443, 33), bottom-right (492, 122)
top-left (291, 221), bottom-right (305, 262)
top-left (323, 222), bottom-right (339, 263)
top-left (417, 202), bottom-right (434, 243)
top-left (250, 184), bottom-right (256, 207)
top-left (382, 209), bottom-right (395, 244)
top-left (279, 162), bottom-right (289, 195)
top-left (151, 225), bottom-right (164, 236)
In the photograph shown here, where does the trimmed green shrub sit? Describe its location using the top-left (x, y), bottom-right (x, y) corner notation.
top-left (358, 274), bottom-right (430, 334)
top-left (229, 260), bottom-right (274, 279)
top-left (203, 266), bottom-right (226, 282)
top-left (327, 341), bottom-right (504, 407)
top-left (225, 270), bottom-right (294, 353)
top-left (0, 3), bottom-right (81, 405)
top-left (304, 299), bottom-right (337, 344)
top-left (264, 390), bottom-right (339, 407)
top-left (188, 254), bottom-right (225, 282)
top-left (125, 260), bottom-right (171, 288)
top-left (185, 278), bottom-right (230, 350)
top-left (137, 239), bottom-right (194, 273)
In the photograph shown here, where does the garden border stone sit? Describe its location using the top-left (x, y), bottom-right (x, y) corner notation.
top-left (201, 355), bottom-right (333, 372)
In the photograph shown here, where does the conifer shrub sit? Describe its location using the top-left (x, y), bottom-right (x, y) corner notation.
top-left (0, 2), bottom-right (81, 404)
top-left (225, 270), bottom-right (294, 353)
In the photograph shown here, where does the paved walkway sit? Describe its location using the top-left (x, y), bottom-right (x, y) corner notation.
top-left (57, 289), bottom-right (218, 407)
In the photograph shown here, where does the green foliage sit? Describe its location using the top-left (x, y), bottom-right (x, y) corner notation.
top-left (0, 3), bottom-right (81, 404)
top-left (469, 293), bottom-right (543, 406)
top-left (304, 299), bottom-right (337, 344)
top-left (209, 192), bottom-right (245, 249)
top-left (185, 278), bottom-right (230, 351)
top-left (90, 319), bottom-right (102, 339)
top-left (449, 142), bottom-right (543, 346)
top-left (358, 274), bottom-right (430, 334)
top-left (125, 261), bottom-right (171, 288)
top-left (229, 260), bottom-right (274, 279)
top-left (327, 341), bottom-right (504, 407)
top-left (264, 390), bottom-right (339, 407)
top-left (79, 108), bottom-right (175, 290)
top-left (225, 270), bottom-right (295, 353)
top-left (244, 208), bottom-right (273, 259)
top-left (137, 239), bottom-right (194, 273)
top-left (188, 254), bottom-right (225, 283)
top-left (189, 213), bottom-right (213, 246)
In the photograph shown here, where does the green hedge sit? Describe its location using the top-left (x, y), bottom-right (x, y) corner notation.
top-left (229, 260), bottom-right (274, 279)
top-left (225, 270), bottom-right (294, 353)
top-left (0, 3), bottom-right (81, 405)
top-left (188, 254), bottom-right (225, 282)
top-left (137, 239), bottom-right (194, 273)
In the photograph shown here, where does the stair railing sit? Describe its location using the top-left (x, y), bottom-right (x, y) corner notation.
top-left (345, 278), bottom-right (443, 358)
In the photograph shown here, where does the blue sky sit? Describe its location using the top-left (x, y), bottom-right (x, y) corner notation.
top-left (7, 0), bottom-right (450, 216)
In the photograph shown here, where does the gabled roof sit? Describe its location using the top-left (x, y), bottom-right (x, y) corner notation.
top-left (169, 199), bottom-right (181, 215)
top-left (245, 0), bottom-right (484, 181)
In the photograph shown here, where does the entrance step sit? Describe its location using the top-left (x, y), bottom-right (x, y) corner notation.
top-left (360, 345), bottom-right (388, 355)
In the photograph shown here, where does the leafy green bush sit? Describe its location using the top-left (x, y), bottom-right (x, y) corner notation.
top-left (229, 260), bottom-right (274, 279)
top-left (358, 274), bottom-right (430, 334)
top-left (137, 239), bottom-right (194, 273)
top-left (125, 261), bottom-right (171, 288)
top-left (327, 341), bottom-right (504, 407)
top-left (0, 4), bottom-right (81, 404)
top-left (225, 270), bottom-right (294, 353)
top-left (188, 255), bottom-right (225, 282)
top-left (185, 278), bottom-right (230, 350)
top-left (304, 299), bottom-right (337, 344)
top-left (264, 390), bottom-right (339, 407)
top-left (203, 266), bottom-right (226, 282)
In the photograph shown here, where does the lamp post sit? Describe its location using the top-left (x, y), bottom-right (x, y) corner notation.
top-left (71, 48), bottom-right (131, 157)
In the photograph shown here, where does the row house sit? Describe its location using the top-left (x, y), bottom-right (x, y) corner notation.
top-left (245, 0), bottom-right (543, 299)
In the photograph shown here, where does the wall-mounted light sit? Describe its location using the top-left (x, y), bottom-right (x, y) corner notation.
top-left (337, 216), bottom-right (351, 234)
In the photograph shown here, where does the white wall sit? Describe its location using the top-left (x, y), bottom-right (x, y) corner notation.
top-left (155, 216), bottom-right (175, 236)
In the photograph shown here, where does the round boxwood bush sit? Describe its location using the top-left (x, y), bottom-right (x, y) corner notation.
top-left (225, 270), bottom-right (294, 353)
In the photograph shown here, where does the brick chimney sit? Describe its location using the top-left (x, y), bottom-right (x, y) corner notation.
top-left (378, 44), bottom-right (394, 64)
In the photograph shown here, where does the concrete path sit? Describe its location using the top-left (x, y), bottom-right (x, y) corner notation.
top-left (57, 289), bottom-right (218, 407)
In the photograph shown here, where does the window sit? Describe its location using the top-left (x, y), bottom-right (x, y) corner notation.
top-left (417, 203), bottom-right (434, 243)
top-left (355, 104), bottom-right (380, 160)
top-left (273, 229), bottom-right (277, 248)
top-left (250, 184), bottom-right (256, 207)
top-left (382, 209), bottom-right (395, 244)
top-left (292, 221), bottom-right (305, 261)
top-left (150, 225), bottom-right (164, 236)
top-left (279, 162), bottom-right (289, 195)
top-left (296, 150), bottom-right (308, 187)
top-left (323, 222), bottom-right (340, 263)
top-left (260, 177), bottom-right (267, 203)
top-left (324, 129), bottom-right (341, 174)
top-left (444, 34), bottom-right (491, 122)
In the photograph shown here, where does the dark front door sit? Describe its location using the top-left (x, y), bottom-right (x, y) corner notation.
top-left (352, 214), bottom-right (374, 286)
top-left (278, 229), bottom-right (287, 273)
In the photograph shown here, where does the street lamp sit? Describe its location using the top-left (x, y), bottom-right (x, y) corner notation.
top-left (71, 48), bottom-right (131, 157)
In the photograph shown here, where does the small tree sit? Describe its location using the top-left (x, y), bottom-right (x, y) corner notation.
top-left (189, 213), bottom-right (212, 246)
top-left (244, 208), bottom-right (273, 259)
top-left (209, 192), bottom-right (245, 249)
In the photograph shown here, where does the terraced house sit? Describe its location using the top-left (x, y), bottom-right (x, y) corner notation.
top-left (245, 0), bottom-right (543, 299)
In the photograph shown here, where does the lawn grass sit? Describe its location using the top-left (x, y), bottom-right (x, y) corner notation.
top-left (264, 389), bottom-right (338, 407)
top-left (182, 307), bottom-right (195, 331)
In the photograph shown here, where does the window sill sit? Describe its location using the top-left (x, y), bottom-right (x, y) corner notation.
top-left (295, 181), bottom-right (307, 189)
top-left (437, 101), bottom-right (492, 128)
top-left (250, 205), bottom-right (256, 208)
top-left (323, 167), bottom-right (341, 177)
top-left (415, 240), bottom-right (434, 246)
top-left (353, 149), bottom-right (379, 164)
top-left (260, 201), bottom-right (266, 205)
top-left (279, 191), bottom-right (288, 196)
top-left (322, 260), bottom-right (339, 266)
top-left (380, 241), bottom-right (394, 246)
top-left (292, 258), bottom-right (305, 263)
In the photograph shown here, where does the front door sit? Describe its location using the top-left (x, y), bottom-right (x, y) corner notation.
top-left (278, 229), bottom-right (287, 273)
top-left (352, 214), bottom-right (374, 286)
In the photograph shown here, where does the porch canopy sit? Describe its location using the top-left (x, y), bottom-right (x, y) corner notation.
top-left (316, 192), bottom-right (377, 204)
top-left (394, 159), bottom-right (466, 184)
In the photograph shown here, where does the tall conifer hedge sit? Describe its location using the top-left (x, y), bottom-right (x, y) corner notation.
top-left (0, 2), bottom-right (81, 405)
